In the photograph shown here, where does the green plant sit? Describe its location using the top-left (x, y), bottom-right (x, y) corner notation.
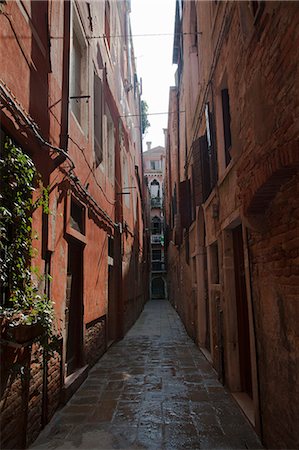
top-left (0, 137), bottom-right (55, 344)
top-left (141, 100), bottom-right (150, 135)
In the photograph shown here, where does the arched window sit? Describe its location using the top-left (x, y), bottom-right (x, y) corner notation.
top-left (150, 179), bottom-right (160, 198)
top-left (151, 216), bottom-right (161, 235)
top-left (151, 277), bottom-right (166, 299)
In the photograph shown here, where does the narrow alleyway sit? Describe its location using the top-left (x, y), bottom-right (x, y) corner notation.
top-left (31, 301), bottom-right (262, 450)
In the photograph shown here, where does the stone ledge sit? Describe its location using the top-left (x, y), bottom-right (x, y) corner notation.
top-left (61, 365), bottom-right (89, 405)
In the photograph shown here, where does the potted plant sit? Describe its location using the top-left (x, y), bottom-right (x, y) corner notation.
top-left (0, 286), bottom-right (54, 344)
top-left (0, 137), bottom-right (55, 347)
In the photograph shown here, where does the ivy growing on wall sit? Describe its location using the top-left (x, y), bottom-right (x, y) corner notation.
top-left (0, 137), bottom-right (54, 337)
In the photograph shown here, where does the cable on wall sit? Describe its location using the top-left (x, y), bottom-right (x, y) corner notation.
top-left (0, 79), bottom-right (117, 229)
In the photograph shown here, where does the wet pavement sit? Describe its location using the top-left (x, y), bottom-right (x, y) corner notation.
top-left (31, 300), bottom-right (262, 449)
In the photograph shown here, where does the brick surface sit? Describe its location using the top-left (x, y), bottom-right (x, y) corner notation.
top-left (31, 301), bottom-right (262, 450)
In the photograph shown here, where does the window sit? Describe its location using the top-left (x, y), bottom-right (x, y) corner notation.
top-left (94, 73), bottom-right (103, 166)
top-left (106, 106), bottom-right (115, 181)
top-left (71, 33), bottom-right (82, 122)
top-left (70, 11), bottom-right (87, 131)
top-left (108, 236), bottom-right (114, 258)
top-left (192, 135), bottom-right (211, 205)
top-left (122, 154), bottom-right (130, 207)
top-left (205, 102), bottom-right (218, 186)
top-left (179, 179), bottom-right (192, 229)
top-left (152, 249), bottom-right (162, 261)
top-left (70, 198), bottom-right (85, 235)
top-left (190, 1), bottom-right (198, 50)
top-left (150, 160), bottom-right (161, 170)
top-left (150, 179), bottom-right (160, 198)
top-left (105, 0), bottom-right (111, 50)
top-left (205, 104), bottom-right (212, 148)
top-left (151, 216), bottom-right (161, 235)
top-left (221, 88), bottom-right (232, 166)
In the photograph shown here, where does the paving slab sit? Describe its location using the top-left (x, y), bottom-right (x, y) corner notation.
top-left (31, 300), bottom-right (263, 449)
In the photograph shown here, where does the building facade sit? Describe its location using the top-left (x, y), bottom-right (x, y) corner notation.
top-left (165, 1), bottom-right (299, 449)
top-left (143, 143), bottom-right (167, 300)
top-left (0, 1), bottom-right (148, 448)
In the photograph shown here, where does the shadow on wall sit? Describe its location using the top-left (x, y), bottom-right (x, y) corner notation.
top-left (0, 339), bottom-right (63, 449)
top-left (122, 219), bottom-right (149, 333)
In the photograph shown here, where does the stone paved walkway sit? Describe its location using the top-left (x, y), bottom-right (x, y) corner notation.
top-left (31, 300), bottom-right (262, 449)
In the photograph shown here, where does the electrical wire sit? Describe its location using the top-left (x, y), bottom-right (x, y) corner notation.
top-left (0, 79), bottom-right (117, 229)
top-left (120, 110), bottom-right (185, 118)
top-left (185, 3), bottom-right (231, 169)
top-left (0, 80), bottom-right (75, 170)
top-left (87, 32), bottom-right (202, 39)
top-left (68, 136), bottom-right (115, 206)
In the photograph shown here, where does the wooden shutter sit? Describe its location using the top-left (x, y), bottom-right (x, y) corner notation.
top-left (105, 0), bottom-right (111, 49)
top-left (200, 135), bottom-right (212, 202)
top-left (192, 134), bottom-right (212, 204)
top-left (94, 73), bottom-right (103, 166)
top-left (192, 138), bottom-right (202, 207)
top-left (179, 179), bottom-right (192, 229)
top-left (206, 103), bottom-right (218, 188)
top-left (221, 88), bottom-right (232, 166)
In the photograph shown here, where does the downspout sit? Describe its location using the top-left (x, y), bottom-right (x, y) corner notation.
top-left (115, 117), bottom-right (124, 339)
top-left (58, 0), bottom-right (71, 158)
top-left (176, 88), bottom-right (181, 235)
top-left (42, 0), bottom-right (71, 429)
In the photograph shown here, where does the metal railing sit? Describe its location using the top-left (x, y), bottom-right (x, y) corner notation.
top-left (151, 197), bottom-right (162, 208)
top-left (151, 261), bottom-right (166, 272)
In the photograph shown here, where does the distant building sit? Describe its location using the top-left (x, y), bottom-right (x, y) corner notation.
top-left (143, 142), bottom-right (167, 299)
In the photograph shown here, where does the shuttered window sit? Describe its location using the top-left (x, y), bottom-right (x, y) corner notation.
top-left (221, 88), bottom-right (232, 166)
top-left (105, 0), bottom-right (111, 49)
top-left (179, 179), bottom-right (192, 230)
top-left (192, 135), bottom-right (211, 205)
top-left (94, 73), bottom-right (103, 166)
top-left (205, 103), bottom-right (218, 186)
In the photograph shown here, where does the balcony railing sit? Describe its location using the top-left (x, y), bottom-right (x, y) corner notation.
top-left (151, 234), bottom-right (163, 244)
top-left (151, 197), bottom-right (162, 208)
top-left (151, 261), bottom-right (166, 272)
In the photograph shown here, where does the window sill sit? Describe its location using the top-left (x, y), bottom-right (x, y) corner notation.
top-left (70, 110), bottom-right (87, 137)
top-left (217, 157), bottom-right (235, 187)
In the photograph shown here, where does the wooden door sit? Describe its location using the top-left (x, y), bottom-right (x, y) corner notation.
top-left (232, 225), bottom-right (252, 397)
top-left (108, 265), bottom-right (116, 343)
top-left (66, 241), bottom-right (83, 377)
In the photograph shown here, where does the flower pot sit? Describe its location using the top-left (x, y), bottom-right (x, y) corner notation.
top-left (2, 322), bottom-right (44, 344)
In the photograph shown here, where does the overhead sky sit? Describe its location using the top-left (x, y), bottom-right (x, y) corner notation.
top-left (130, 0), bottom-right (176, 150)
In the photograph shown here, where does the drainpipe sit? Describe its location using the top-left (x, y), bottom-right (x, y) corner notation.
top-left (115, 121), bottom-right (124, 340)
top-left (42, 0), bottom-right (71, 427)
top-left (58, 0), bottom-right (71, 158)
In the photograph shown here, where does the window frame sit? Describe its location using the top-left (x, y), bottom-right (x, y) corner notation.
top-left (93, 71), bottom-right (103, 167)
top-left (70, 6), bottom-right (89, 134)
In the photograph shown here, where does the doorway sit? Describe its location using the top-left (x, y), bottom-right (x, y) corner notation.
top-left (151, 277), bottom-right (165, 299)
top-left (232, 225), bottom-right (252, 397)
top-left (65, 240), bottom-right (83, 377)
top-left (108, 264), bottom-right (117, 343)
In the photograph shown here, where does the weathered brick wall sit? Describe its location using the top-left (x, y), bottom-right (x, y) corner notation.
top-left (46, 349), bottom-right (62, 423)
top-left (0, 342), bottom-right (62, 449)
top-left (26, 346), bottom-right (43, 447)
top-left (167, 241), bottom-right (194, 340)
top-left (236, 2), bottom-right (299, 216)
top-left (85, 318), bottom-right (106, 367)
top-left (167, 2), bottom-right (299, 448)
top-left (0, 346), bottom-right (25, 449)
top-left (248, 174), bottom-right (299, 449)
top-left (1, 345), bottom-right (43, 449)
